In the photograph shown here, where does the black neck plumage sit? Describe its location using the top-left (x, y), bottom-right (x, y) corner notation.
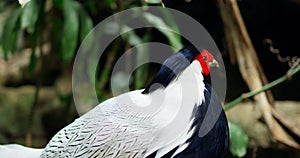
top-left (142, 47), bottom-right (201, 94)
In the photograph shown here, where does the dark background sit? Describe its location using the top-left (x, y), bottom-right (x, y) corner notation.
top-left (164, 0), bottom-right (300, 101)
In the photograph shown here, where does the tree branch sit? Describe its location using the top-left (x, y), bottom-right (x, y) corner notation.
top-left (225, 65), bottom-right (300, 111)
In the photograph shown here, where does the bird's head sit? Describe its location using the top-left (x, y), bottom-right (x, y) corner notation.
top-left (143, 47), bottom-right (219, 94)
top-left (194, 49), bottom-right (219, 76)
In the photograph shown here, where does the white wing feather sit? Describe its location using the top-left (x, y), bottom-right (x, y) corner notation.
top-left (41, 94), bottom-right (156, 158)
top-left (0, 144), bottom-right (43, 158)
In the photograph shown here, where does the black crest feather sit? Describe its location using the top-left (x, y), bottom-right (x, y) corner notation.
top-left (142, 47), bottom-right (202, 94)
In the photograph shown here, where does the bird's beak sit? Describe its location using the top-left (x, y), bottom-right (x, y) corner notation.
top-left (208, 59), bottom-right (219, 68)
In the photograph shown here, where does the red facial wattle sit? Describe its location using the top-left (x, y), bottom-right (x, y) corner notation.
top-left (194, 49), bottom-right (214, 76)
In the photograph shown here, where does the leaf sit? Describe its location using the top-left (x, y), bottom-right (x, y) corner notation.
top-left (121, 26), bottom-right (141, 46)
top-left (0, 1), bottom-right (6, 13)
top-left (104, 21), bottom-right (120, 35)
top-left (61, 0), bottom-right (79, 63)
top-left (21, 0), bottom-right (40, 33)
top-left (135, 48), bottom-right (149, 89)
top-left (84, 0), bottom-right (96, 14)
top-left (26, 24), bottom-right (39, 75)
top-left (228, 121), bottom-right (249, 157)
top-left (1, 8), bottom-right (21, 59)
top-left (159, 7), bottom-right (180, 35)
top-left (27, 49), bottom-right (37, 75)
top-left (120, 26), bottom-right (150, 89)
top-left (48, 16), bottom-right (63, 59)
top-left (143, 12), bottom-right (183, 49)
top-left (75, 3), bottom-right (93, 42)
top-left (18, 0), bottom-right (31, 7)
top-left (104, 0), bottom-right (114, 6)
top-left (52, 0), bottom-right (63, 9)
top-left (135, 32), bottom-right (151, 89)
top-left (144, 0), bottom-right (161, 4)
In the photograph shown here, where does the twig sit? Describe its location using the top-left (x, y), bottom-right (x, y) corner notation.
top-left (25, 0), bottom-right (46, 146)
top-left (161, 0), bottom-right (165, 8)
top-left (219, 0), bottom-right (274, 132)
top-left (264, 38), bottom-right (300, 77)
top-left (264, 39), bottom-right (289, 62)
top-left (26, 79), bottom-right (40, 147)
top-left (252, 146), bottom-right (258, 158)
top-left (26, 44), bottom-right (45, 147)
top-left (219, 0), bottom-right (300, 148)
top-left (229, 0), bottom-right (275, 105)
top-left (225, 65), bottom-right (300, 111)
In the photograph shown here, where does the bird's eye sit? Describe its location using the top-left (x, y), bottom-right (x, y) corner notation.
top-left (202, 56), bottom-right (207, 61)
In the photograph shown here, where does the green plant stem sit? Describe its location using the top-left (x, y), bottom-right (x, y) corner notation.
top-left (26, 79), bottom-right (40, 147)
top-left (225, 65), bottom-right (300, 111)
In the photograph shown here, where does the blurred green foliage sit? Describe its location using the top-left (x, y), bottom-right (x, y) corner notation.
top-left (228, 121), bottom-right (249, 157)
top-left (0, 0), bottom-right (182, 89)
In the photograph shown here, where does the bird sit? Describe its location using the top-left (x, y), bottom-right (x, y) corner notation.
top-left (0, 46), bottom-right (229, 158)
